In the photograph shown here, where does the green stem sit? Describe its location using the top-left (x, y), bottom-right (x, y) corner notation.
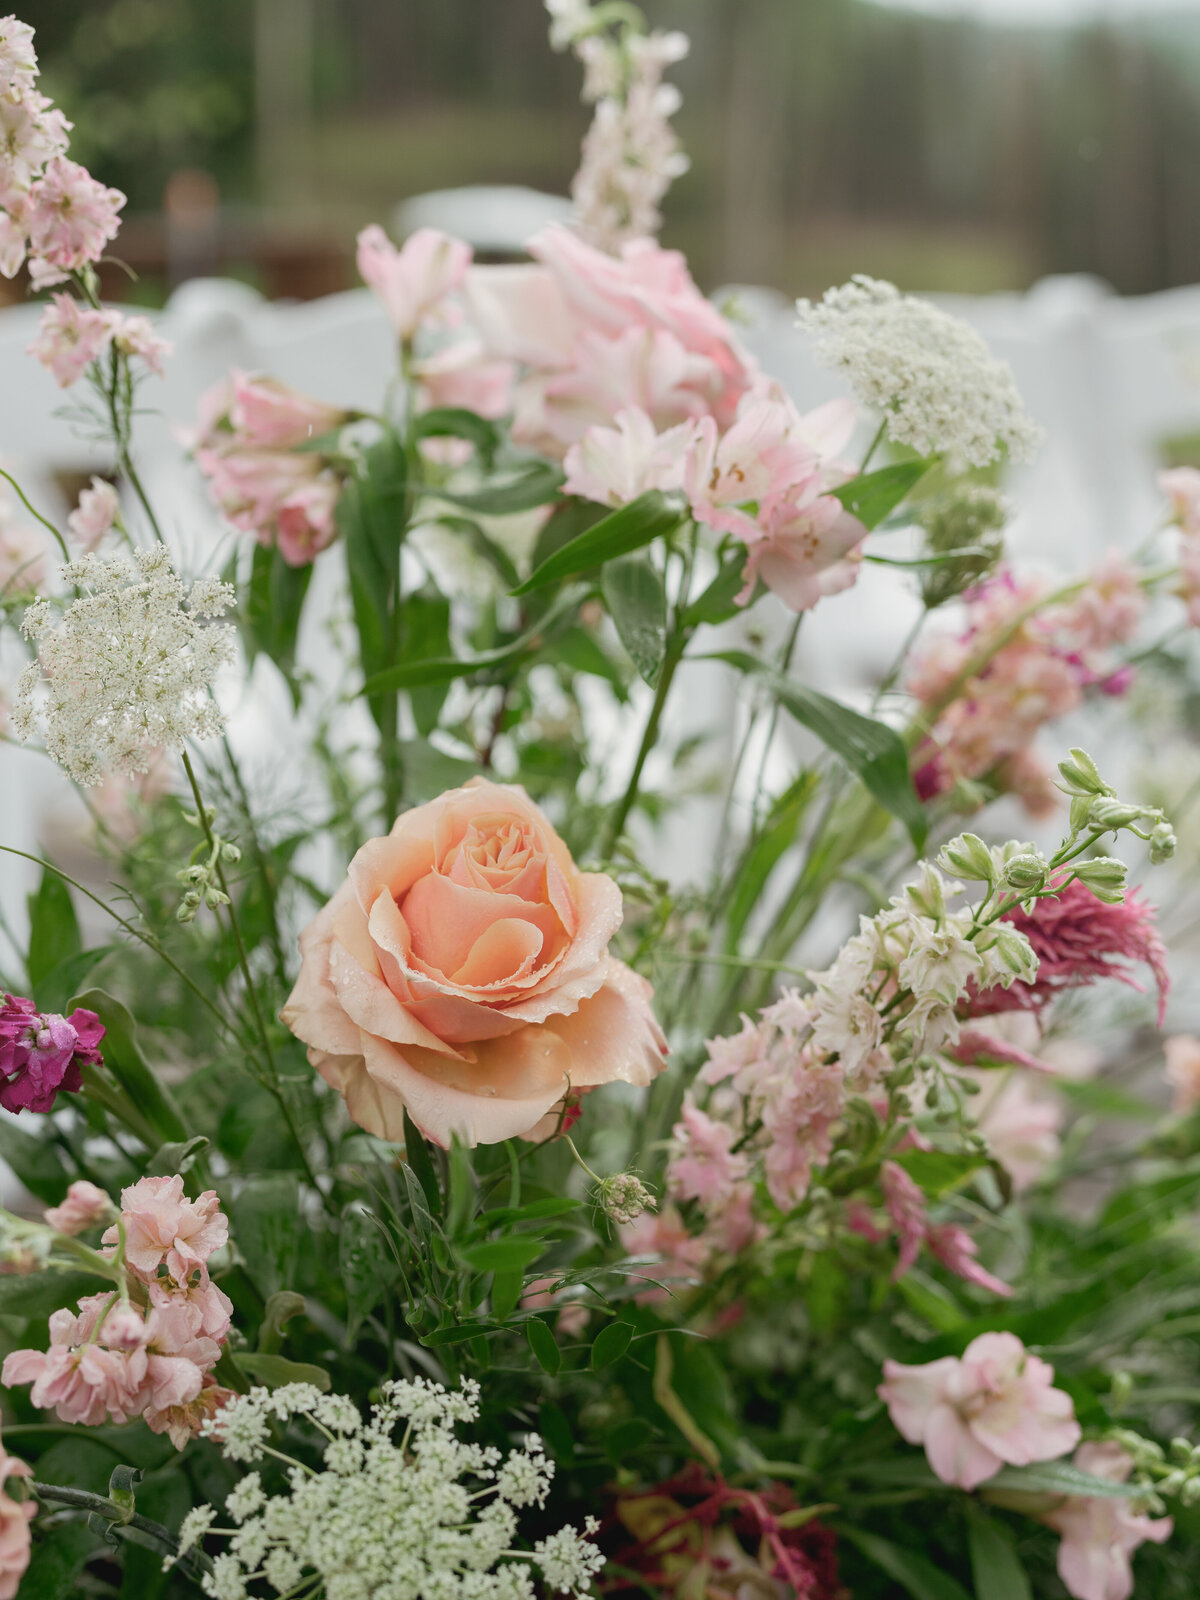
top-left (0, 468), bottom-right (69, 561)
top-left (31, 1481), bottom-right (212, 1582)
top-left (221, 734), bottom-right (290, 991)
top-left (749, 614), bottom-right (803, 827)
top-left (859, 418), bottom-right (888, 473)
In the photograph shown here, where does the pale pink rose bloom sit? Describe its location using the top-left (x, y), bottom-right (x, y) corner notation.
top-left (1044, 1442), bottom-right (1173, 1600)
top-left (973, 1071), bottom-right (1062, 1191)
top-left (1164, 1033), bottom-right (1200, 1112)
top-left (879, 1330), bottom-right (1080, 1490)
top-left (66, 476), bottom-right (119, 551)
top-left (562, 406), bottom-right (701, 507)
top-left (105, 1174), bottom-right (228, 1284)
top-left (0, 1448), bottom-right (33, 1600)
top-left (27, 156), bottom-right (124, 272)
top-left (275, 476), bottom-right (341, 567)
top-left (357, 223), bottom-right (472, 340)
top-left (412, 338), bottom-right (515, 419)
top-left (228, 371), bottom-right (349, 450)
top-left (27, 292), bottom-right (117, 387)
top-left (1160, 465), bottom-right (1200, 538)
top-left (43, 1179), bottom-right (113, 1236)
top-left (111, 313), bottom-right (172, 377)
top-left (281, 777), bottom-right (667, 1146)
top-left (0, 516), bottom-right (48, 595)
top-left (668, 1099), bottom-right (750, 1209)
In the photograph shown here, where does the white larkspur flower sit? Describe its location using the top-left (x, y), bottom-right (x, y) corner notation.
top-left (14, 546), bottom-right (235, 785)
top-left (898, 919), bottom-right (984, 1007)
top-left (192, 1377), bottom-right (603, 1600)
top-left (796, 275), bottom-right (1043, 470)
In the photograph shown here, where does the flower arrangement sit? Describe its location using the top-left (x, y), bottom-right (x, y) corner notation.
top-left (1, 6), bottom-right (1199, 1599)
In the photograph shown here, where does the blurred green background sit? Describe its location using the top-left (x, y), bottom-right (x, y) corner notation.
top-left (13, 0), bottom-right (1200, 304)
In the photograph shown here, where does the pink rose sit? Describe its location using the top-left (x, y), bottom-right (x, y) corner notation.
top-left (357, 224), bottom-right (472, 341)
top-left (281, 777), bottom-right (667, 1146)
top-left (878, 1330), bottom-right (1080, 1489)
top-left (0, 1450), bottom-right (32, 1600)
top-left (1043, 1442), bottom-right (1173, 1600)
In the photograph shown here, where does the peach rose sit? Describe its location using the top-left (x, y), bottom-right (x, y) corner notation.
top-left (281, 778), bottom-right (668, 1146)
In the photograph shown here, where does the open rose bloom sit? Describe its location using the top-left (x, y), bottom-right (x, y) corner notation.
top-left (282, 778), bottom-right (668, 1145)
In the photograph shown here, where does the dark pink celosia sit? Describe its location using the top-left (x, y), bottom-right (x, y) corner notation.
top-left (0, 994), bottom-right (104, 1114)
top-left (965, 879), bottom-right (1170, 1027)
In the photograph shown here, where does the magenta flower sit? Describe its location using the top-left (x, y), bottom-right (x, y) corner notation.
top-left (965, 879), bottom-right (1169, 1027)
top-left (0, 994), bottom-right (104, 1114)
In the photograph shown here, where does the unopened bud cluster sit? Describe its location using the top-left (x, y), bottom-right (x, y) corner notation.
top-left (1108, 1427), bottom-right (1200, 1512)
top-left (177, 804), bottom-right (241, 923)
top-left (1057, 748), bottom-right (1176, 866)
top-left (597, 1171), bottom-right (656, 1226)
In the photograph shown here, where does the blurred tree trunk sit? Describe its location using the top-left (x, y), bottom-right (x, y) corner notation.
top-left (720, 0), bottom-right (791, 285)
top-left (256, 0), bottom-right (316, 208)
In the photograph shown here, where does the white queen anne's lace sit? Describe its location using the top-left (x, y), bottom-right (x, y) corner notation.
top-left (796, 275), bottom-right (1043, 470)
top-left (13, 546), bottom-right (235, 785)
top-left (176, 1377), bottom-right (604, 1600)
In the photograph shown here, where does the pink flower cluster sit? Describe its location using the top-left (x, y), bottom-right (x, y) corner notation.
top-left (0, 18), bottom-right (125, 290)
top-left (466, 223), bottom-right (756, 459)
top-left (848, 1159), bottom-right (1012, 1296)
top-left (0, 1441), bottom-right (32, 1600)
top-left (964, 878), bottom-right (1169, 1028)
top-left (27, 292), bottom-right (171, 389)
top-left (191, 371), bottom-right (351, 566)
top-left (0, 992), bottom-right (103, 1113)
top-left (1161, 466), bottom-right (1200, 625)
top-left (563, 389), bottom-right (868, 614)
top-left (908, 560), bottom-right (1145, 810)
top-left (879, 1331), bottom-right (1080, 1489)
top-left (2, 1175), bottom-right (234, 1449)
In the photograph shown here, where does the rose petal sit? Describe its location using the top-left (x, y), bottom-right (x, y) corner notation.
top-left (327, 939), bottom-right (461, 1059)
top-left (536, 960), bottom-right (667, 1088)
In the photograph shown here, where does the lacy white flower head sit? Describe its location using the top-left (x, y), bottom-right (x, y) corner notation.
top-left (184, 1377), bottom-right (604, 1600)
top-left (13, 546), bottom-right (235, 786)
top-left (796, 276), bottom-right (1043, 471)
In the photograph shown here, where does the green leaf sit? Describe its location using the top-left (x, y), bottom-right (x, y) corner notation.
top-left (34, 948), bottom-right (111, 1017)
top-left (531, 497), bottom-right (607, 573)
top-left (526, 1316), bottom-right (561, 1374)
top-left (460, 1236), bottom-right (547, 1275)
top-left (832, 460), bottom-right (932, 530)
top-left (237, 1352), bottom-right (331, 1391)
top-left (230, 1174), bottom-right (299, 1299)
top-left (69, 988), bottom-right (187, 1147)
top-left (27, 866), bottom-right (81, 992)
top-left (492, 1268), bottom-right (524, 1321)
top-left (984, 1461), bottom-right (1141, 1499)
top-left (602, 553), bottom-right (667, 685)
top-left (243, 540), bottom-right (314, 706)
top-left (446, 1138), bottom-right (476, 1240)
top-left (144, 1134), bottom-right (210, 1179)
top-left (402, 1108), bottom-right (442, 1216)
top-left (433, 515), bottom-right (520, 589)
top-left (513, 490), bottom-right (687, 595)
top-left (361, 585), bottom-right (585, 693)
top-left (683, 546), bottom-right (749, 628)
top-left (396, 739), bottom-right (480, 802)
top-left (19, 1520), bottom-right (98, 1600)
top-left (0, 1267), bottom-right (110, 1317)
top-left (838, 1528), bottom-right (972, 1600)
top-left (724, 772), bottom-right (817, 947)
top-left (0, 1121), bottom-right (69, 1205)
top-left (402, 589), bottom-right (453, 735)
top-left (895, 1149), bottom-right (986, 1197)
top-left (412, 407), bottom-right (500, 464)
top-left (340, 1201), bottom-right (400, 1342)
top-left (966, 1504), bottom-right (1033, 1600)
top-left (714, 654), bottom-right (927, 849)
top-left (435, 461), bottom-right (564, 516)
top-left (591, 1319), bottom-right (633, 1370)
top-left (420, 1321), bottom-right (491, 1347)
top-left (258, 1290), bottom-right (307, 1353)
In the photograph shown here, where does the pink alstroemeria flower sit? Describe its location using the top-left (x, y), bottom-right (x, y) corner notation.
top-left (1043, 1442), bottom-right (1173, 1600)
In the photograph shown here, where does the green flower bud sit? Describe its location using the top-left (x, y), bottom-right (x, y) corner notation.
top-left (1072, 856), bottom-right (1127, 903)
top-left (1090, 799), bottom-right (1147, 831)
top-left (1000, 852), bottom-right (1048, 893)
top-left (1057, 747), bottom-right (1110, 797)
top-left (1150, 822), bottom-right (1177, 864)
top-left (937, 833), bottom-right (995, 883)
top-left (221, 842), bottom-right (242, 864)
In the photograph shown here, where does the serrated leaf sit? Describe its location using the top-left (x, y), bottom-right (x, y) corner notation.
top-left (526, 1316), bottom-right (561, 1374)
top-left (591, 1319), bottom-right (633, 1369)
top-left (832, 459), bottom-right (932, 530)
top-left (966, 1504), bottom-right (1033, 1600)
top-left (237, 1352), bottom-right (331, 1391)
top-left (602, 553), bottom-right (667, 685)
top-left (713, 654), bottom-right (927, 849)
top-left (513, 490), bottom-right (687, 595)
top-left (838, 1528), bottom-right (972, 1600)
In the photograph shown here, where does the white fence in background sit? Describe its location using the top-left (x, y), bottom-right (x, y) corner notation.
top-left (3, 266), bottom-right (1200, 948)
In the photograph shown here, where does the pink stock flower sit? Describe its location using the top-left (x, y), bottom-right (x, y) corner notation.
top-left (0, 994), bottom-right (104, 1113)
top-left (66, 475), bottom-right (119, 550)
top-left (26, 156), bottom-right (124, 273)
top-left (105, 1174), bottom-right (227, 1284)
top-left (1042, 1442), bottom-right (1173, 1600)
top-left (145, 1373), bottom-right (235, 1452)
top-left (357, 223), bottom-right (472, 341)
top-left (111, 313), bottom-right (171, 377)
top-left (878, 1330), bottom-right (1080, 1490)
top-left (563, 406), bottom-right (699, 507)
top-left (27, 292), bottom-right (116, 387)
top-left (2, 1309), bottom-right (147, 1426)
top-left (411, 338), bottom-right (515, 419)
top-left (466, 223), bottom-right (756, 457)
top-left (43, 1179), bottom-right (114, 1236)
top-left (668, 1099), bottom-right (750, 1209)
top-left (965, 879), bottom-right (1169, 1028)
top-left (1161, 465), bottom-right (1200, 538)
top-left (1164, 1033), bottom-right (1200, 1112)
top-left (1051, 551), bottom-right (1146, 652)
top-left (0, 1448), bottom-right (33, 1600)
